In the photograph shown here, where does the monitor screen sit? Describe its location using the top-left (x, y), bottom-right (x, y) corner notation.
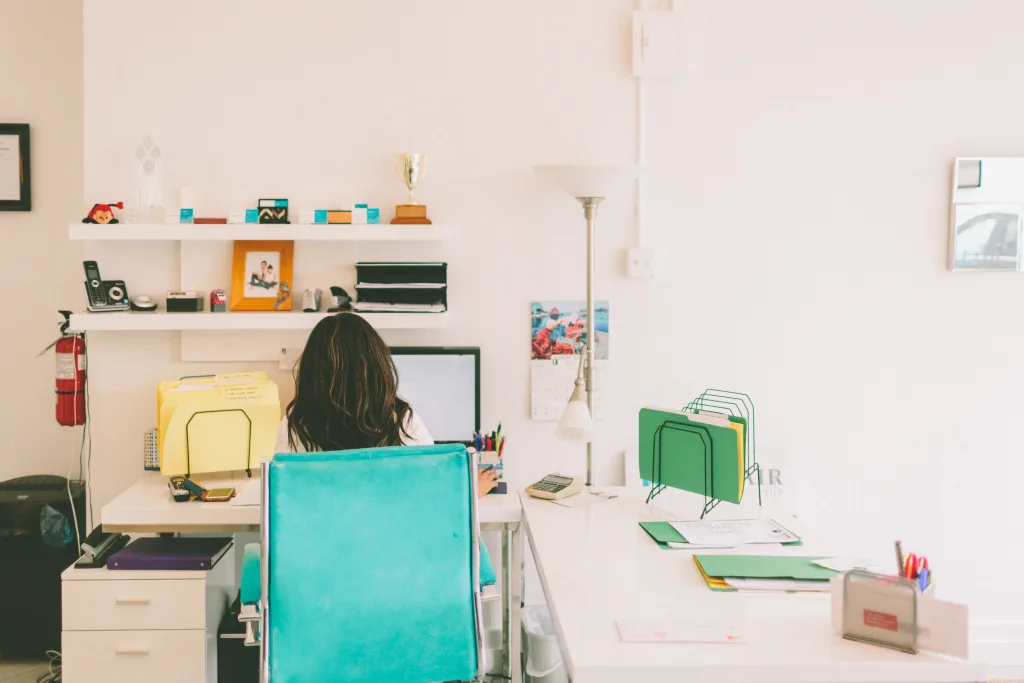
top-left (390, 347), bottom-right (480, 443)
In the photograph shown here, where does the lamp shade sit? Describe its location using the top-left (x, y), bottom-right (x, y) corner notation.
top-left (533, 165), bottom-right (640, 200)
top-left (556, 393), bottom-right (594, 444)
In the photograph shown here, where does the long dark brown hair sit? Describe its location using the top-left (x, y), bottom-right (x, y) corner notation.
top-left (285, 313), bottom-right (412, 451)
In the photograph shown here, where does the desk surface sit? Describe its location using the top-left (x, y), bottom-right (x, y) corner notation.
top-left (103, 472), bottom-right (523, 532)
top-left (521, 487), bottom-right (986, 683)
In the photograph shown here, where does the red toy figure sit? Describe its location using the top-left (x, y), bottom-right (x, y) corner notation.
top-left (82, 202), bottom-right (124, 224)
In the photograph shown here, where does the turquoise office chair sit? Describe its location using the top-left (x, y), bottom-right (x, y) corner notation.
top-left (239, 444), bottom-right (492, 683)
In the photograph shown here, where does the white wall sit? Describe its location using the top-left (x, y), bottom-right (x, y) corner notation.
top-left (80, 0), bottom-right (1023, 640)
top-left (0, 0), bottom-right (84, 482)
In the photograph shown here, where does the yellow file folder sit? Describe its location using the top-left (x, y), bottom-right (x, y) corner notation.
top-left (158, 374), bottom-right (279, 476)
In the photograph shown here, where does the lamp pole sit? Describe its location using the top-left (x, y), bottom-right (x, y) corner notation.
top-left (579, 196), bottom-right (603, 488)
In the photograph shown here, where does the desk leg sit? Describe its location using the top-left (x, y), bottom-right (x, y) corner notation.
top-left (511, 523), bottom-right (524, 683)
top-left (501, 522), bottom-right (524, 683)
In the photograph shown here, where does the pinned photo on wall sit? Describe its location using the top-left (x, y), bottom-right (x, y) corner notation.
top-left (951, 204), bottom-right (1021, 271)
top-left (530, 300), bottom-right (609, 360)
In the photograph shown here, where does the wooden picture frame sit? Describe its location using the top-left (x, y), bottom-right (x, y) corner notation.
top-left (0, 124), bottom-right (31, 211)
top-left (230, 240), bottom-right (294, 311)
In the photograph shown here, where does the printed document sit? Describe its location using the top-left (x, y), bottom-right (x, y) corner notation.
top-left (669, 519), bottom-right (798, 547)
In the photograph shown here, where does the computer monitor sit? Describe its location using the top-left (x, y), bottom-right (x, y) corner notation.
top-left (390, 347), bottom-right (480, 443)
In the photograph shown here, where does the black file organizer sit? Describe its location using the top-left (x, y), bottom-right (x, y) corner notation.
top-left (184, 408), bottom-right (254, 479)
top-left (354, 262), bottom-right (448, 313)
top-left (646, 389), bottom-right (761, 518)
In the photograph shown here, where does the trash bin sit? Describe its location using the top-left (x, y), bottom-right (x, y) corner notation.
top-left (522, 605), bottom-right (567, 683)
top-left (482, 592), bottom-right (503, 675)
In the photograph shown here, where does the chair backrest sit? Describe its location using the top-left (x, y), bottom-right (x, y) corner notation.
top-left (265, 444), bottom-right (482, 683)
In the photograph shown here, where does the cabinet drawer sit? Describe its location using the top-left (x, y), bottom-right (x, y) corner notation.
top-left (63, 578), bottom-right (205, 631)
top-left (62, 629), bottom-right (206, 683)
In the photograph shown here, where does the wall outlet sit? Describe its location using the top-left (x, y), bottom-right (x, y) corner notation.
top-left (279, 347), bottom-right (302, 370)
top-left (626, 247), bottom-right (656, 278)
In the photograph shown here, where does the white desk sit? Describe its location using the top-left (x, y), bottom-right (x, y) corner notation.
top-left (102, 472), bottom-right (523, 531)
top-left (101, 473), bottom-right (525, 682)
top-left (521, 487), bottom-right (986, 683)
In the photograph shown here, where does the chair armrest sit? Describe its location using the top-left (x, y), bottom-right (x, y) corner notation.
top-left (240, 542), bottom-right (262, 607)
top-left (479, 541), bottom-right (496, 587)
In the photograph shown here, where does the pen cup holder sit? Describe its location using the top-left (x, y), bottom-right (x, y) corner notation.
top-left (831, 570), bottom-right (930, 654)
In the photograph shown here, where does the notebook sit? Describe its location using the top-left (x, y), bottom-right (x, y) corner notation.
top-left (107, 537), bottom-right (233, 570)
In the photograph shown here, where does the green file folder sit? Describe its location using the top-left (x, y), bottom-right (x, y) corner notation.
top-left (639, 408), bottom-right (744, 504)
top-left (639, 522), bottom-right (802, 550)
top-left (694, 555), bottom-right (837, 581)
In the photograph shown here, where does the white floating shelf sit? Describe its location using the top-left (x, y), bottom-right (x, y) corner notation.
top-left (68, 222), bottom-right (450, 241)
top-left (68, 310), bottom-right (448, 332)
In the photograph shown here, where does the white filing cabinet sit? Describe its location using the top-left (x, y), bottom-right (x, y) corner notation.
top-left (61, 559), bottom-right (232, 683)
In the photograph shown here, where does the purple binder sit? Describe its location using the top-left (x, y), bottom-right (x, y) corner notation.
top-left (107, 537), bottom-right (233, 570)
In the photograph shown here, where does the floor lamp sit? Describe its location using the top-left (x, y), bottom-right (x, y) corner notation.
top-left (533, 165), bottom-right (640, 487)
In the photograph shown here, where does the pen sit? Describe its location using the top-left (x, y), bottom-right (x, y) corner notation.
top-left (918, 568), bottom-right (930, 592)
top-left (895, 540), bottom-right (904, 578)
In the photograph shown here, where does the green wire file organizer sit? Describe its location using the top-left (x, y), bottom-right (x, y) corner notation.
top-left (646, 389), bottom-right (761, 518)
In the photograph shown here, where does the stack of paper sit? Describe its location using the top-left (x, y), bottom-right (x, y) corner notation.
top-left (354, 262), bottom-right (447, 313)
top-left (693, 555), bottom-right (838, 593)
top-left (353, 302), bottom-right (446, 312)
top-left (639, 519), bottom-right (802, 550)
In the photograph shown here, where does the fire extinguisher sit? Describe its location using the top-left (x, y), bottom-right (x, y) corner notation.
top-left (53, 310), bottom-right (86, 426)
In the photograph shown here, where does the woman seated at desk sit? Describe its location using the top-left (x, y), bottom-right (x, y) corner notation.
top-left (274, 312), bottom-right (498, 498)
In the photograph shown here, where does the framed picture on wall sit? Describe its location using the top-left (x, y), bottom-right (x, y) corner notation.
top-left (230, 240), bottom-right (294, 311)
top-left (0, 124), bottom-right (31, 211)
top-left (951, 204), bottom-right (1021, 271)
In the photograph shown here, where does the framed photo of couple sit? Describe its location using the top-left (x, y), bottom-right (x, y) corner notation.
top-left (230, 240), bottom-right (294, 311)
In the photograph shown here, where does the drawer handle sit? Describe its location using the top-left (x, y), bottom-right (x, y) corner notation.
top-left (115, 597), bottom-right (151, 605)
top-left (115, 647), bottom-right (150, 656)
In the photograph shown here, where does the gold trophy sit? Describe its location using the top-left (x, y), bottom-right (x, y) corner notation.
top-left (391, 153), bottom-right (432, 224)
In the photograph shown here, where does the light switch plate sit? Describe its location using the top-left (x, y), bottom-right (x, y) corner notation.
top-left (632, 10), bottom-right (681, 78)
top-left (626, 247), bottom-right (657, 278)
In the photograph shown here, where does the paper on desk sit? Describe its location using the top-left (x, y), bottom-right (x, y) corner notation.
top-left (230, 479), bottom-right (262, 506)
top-left (551, 493), bottom-right (610, 508)
top-left (918, 593), bottom-right (969, 659)
top-left (813, 557), bottom-right (890, 573)
top-left (724, 578), bottom-right (830, 592)
top-left (617, 620), bottom-right (747, 644)
top-left (667, 541), bottom-right (783, 550)
top-left (669, 519), bottom-right (799, 547)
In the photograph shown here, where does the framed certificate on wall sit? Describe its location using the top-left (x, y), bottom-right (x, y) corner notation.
top-left (0, 124), bottom-right (31, 211)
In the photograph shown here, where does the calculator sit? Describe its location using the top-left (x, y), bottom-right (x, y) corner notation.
top-left (525, 474), bottom-right (585, 500)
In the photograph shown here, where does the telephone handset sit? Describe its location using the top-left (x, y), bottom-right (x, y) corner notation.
top-left (83, 261), bottom-right (130, 312)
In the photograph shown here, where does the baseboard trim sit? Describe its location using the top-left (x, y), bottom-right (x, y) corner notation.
top-left (972, 619), bottom-right (1024, 671)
